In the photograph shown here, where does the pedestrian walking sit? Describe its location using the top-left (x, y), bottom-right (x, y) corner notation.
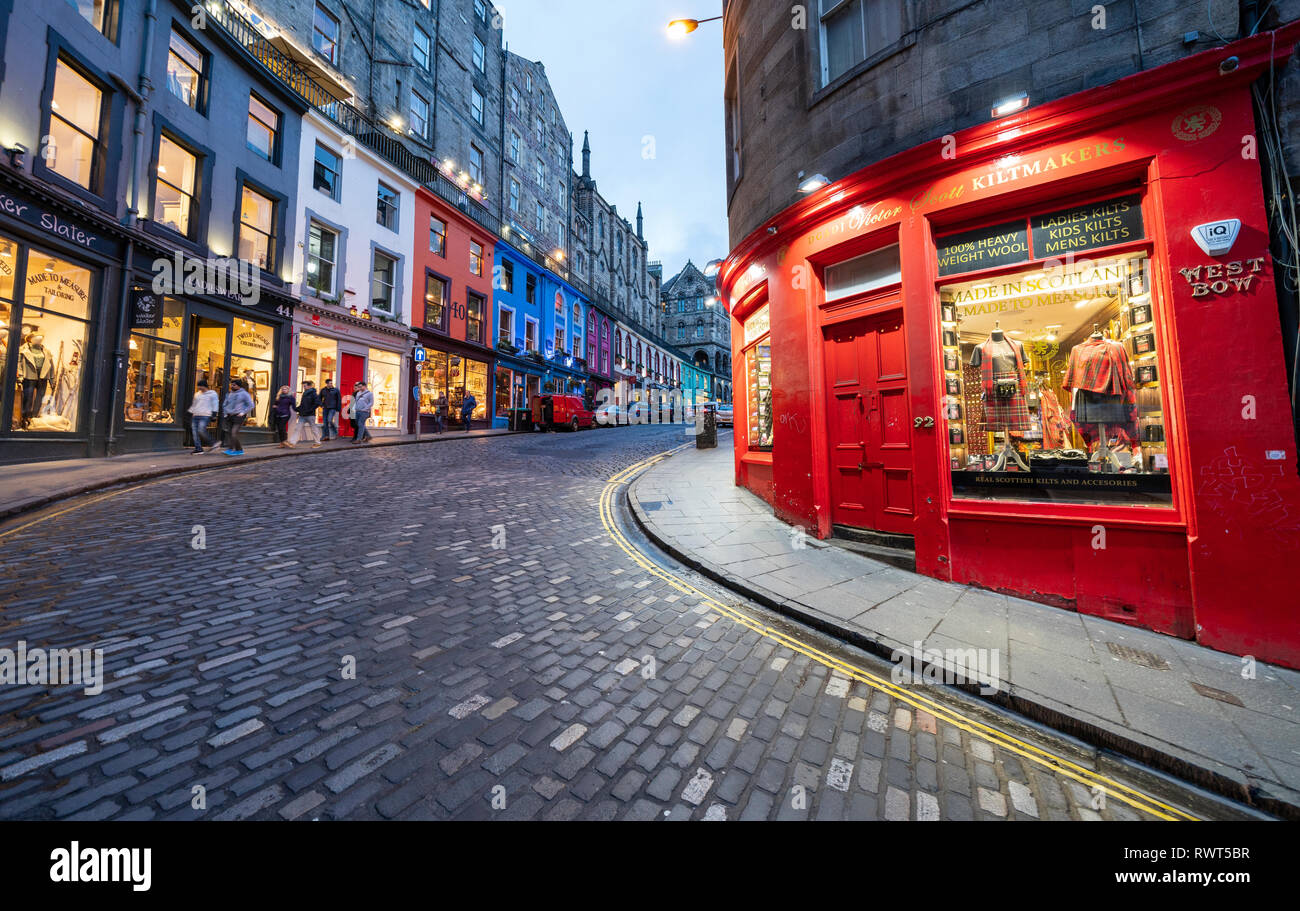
top-left (352, 381), bottom-right (374, 444)
top-left (319, 378), bottom-right (342, 440)
top-left (461, 392), bottom-right (477, 432)
top-left (273, 385), bottom-right (295, 447)
top-left (294, 380), bottom-right (322, 448)
top-left (434, 392), bottom-right (448, 434)
top-left (223, 380), bottom-right (254, 456)
top-left (187, 379), bottom-right (219, 454)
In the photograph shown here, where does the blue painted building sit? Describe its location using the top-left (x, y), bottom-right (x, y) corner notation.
top-left (491, 240), bottom-right (589, 427)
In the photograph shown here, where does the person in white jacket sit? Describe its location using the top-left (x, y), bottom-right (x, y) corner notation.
top-left (188, 380), bottom-right (220, 454)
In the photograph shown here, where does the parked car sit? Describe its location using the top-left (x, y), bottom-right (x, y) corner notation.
top-left (695, 401), bottom-right (734, 427)
top-left (532, 393), bottom-right (595, 431)
top-left (595, 402), bottom-right (626, 427)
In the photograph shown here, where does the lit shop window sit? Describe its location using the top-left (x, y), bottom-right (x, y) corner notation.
top-left (495, 366), bottom-right (513, 417)
top-left (367, 348), bottom-right (401, 429)
top-left (8, 245), bottom-right (94, 433)
top-left (298, 333), bottom-right (338, 393)
top-left (125, 296), bottom-right (184, 425)
top-left (230, 318), bottom-right (275, 428)
top-left (743, 304), bottom-right (772, 451)
top-left (939, 238), bottom-right (1171, 504)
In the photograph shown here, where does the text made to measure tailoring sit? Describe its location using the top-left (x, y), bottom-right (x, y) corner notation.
top-left (936, 194), bottom-right (1144, 276)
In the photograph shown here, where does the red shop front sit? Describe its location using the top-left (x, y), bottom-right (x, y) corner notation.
top-left (722, 28), bottom-right (1300, 669)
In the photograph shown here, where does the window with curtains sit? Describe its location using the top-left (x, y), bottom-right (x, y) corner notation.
top-left (817, 0), bottom-right (906, 87)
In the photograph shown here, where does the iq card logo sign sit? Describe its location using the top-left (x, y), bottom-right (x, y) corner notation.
top-left (1191, 219), bottom-right (1241, 257)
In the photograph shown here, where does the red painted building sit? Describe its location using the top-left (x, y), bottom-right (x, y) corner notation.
top-left (410, 187), bottom-right (498, 431)
top-left (722, 28), bottom-right (1300, 669)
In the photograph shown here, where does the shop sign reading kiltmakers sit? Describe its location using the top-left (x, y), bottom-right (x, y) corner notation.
top-left (936, 194), bottom-right (1144, 277)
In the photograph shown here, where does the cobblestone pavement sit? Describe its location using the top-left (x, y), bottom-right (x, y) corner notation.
top-left (0, 426), bottom-right (1252, 820)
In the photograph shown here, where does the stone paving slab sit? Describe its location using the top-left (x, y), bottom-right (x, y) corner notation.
top-left (0, 428), bottom-right (525, 521)
top-left (627, 443), bottom-right (1300, 818)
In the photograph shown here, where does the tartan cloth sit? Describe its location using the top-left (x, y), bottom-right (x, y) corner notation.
top-left (1064, 338), bottom-right (1137, 423)
top-left (1038, 388), bottom-right (1073, 449)
top-left (981, 372), bottom-right (1034, 432)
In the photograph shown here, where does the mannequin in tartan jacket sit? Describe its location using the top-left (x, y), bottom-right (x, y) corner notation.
top-left (969, 325), bottom-right (1033, 434)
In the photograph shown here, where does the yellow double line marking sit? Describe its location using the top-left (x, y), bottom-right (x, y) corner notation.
top-left (0, 486), bottom-right (139, 542)
top-left (601, 449), bottom-right (1197, 821)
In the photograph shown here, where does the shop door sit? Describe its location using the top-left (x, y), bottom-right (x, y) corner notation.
top-left (185, 314), bottom-right (230, 447)
top-left (339, 352), bottom-right (365, 438)
top-left (823, 309), bottom-right (915, 535)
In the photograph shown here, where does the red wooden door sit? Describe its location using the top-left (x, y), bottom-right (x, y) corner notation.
top-left (340, 352), bottom-right (365, 438)
top-left (824, 309), bottom-right (916, 534)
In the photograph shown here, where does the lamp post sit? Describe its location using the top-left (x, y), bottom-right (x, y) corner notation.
top-left (666, 15), bottom-right (722, 39)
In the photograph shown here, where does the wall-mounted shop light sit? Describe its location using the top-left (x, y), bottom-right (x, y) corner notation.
top-left (991, 93), bottom-right (1029, 119)
top-left (797, 171), bottom-right (830, 194)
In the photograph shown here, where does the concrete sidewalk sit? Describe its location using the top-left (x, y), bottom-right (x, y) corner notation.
top-left (0, 427), bottom-right (521, 521)
top-left (628, 444), bottom-right (1300, 818)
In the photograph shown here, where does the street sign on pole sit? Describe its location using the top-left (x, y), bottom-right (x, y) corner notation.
top-left (413, 346), bottom-right (427, 364)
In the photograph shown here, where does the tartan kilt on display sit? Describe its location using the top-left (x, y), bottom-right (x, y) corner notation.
top-left (981, 372), bottom-right (1034, 432)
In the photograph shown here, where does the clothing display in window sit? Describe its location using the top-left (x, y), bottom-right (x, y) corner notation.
top-left (969, 334), bottom-right (1033, 433)
top-left (1064, 336), bottom-right (1137, 431)
top-left (1037, 386), bottom-right (1073, 450)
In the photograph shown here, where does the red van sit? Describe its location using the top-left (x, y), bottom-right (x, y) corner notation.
top-left (531, 394), bottom-right (595, 432)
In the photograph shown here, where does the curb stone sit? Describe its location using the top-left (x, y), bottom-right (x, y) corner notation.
top-left (623, 450), bottom-right (1297, 821)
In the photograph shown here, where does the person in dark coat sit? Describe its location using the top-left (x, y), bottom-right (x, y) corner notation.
top-left (319, 378), bottom-right (342, 441)
top-left (460, 393), bottom-right (477, 432)
top-left (295, 380), bottom-right (322, 448)
top-left (273, 386), bottom-right (295, 447)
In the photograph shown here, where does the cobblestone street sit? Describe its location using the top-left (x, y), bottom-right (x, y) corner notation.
top-left (0, 427), bottom-right (1252, 821)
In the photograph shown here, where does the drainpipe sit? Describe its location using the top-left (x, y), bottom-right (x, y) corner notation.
top-left (126, 0), bottom-right (157, 226)
top-left (106, 0), bottom-right (157, 455)
top-left (105, 240), bottom-right (135, 455)
top-left (431, 0), bottom-right (442, 145)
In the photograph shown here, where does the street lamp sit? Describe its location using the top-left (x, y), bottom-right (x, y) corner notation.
top-left (667, 15), bottom-right (722, 39)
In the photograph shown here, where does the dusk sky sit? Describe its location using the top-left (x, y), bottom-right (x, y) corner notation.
top-left (496, 1), bottom-right (728, 281)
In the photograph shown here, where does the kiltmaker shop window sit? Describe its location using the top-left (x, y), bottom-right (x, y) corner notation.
top-left (935, 193), bottom-right (1172, 504)
top-left (743, 303), bottom-right (772, 451)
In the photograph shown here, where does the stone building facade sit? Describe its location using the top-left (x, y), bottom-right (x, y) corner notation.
top-left (722, 0), bottom-right (1300, 245)
top-left (502, 52), bottom-right (571, 260)
top-left (662, 261), bottom-right (731, 376)
top-left (242, 0), bottom-right (506, 214)
top-left (570, 134), bottom-right (661, 336)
